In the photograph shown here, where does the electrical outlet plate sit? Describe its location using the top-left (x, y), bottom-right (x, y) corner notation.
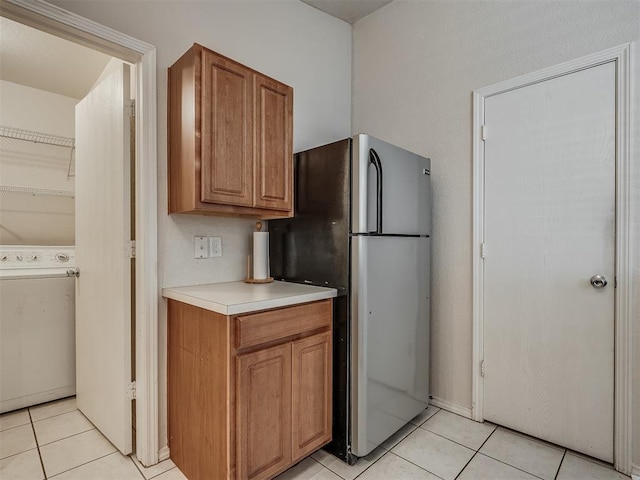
top-left (194, 236), bottom-right (208, 259)
top-left (210, 236), bottom-right (222, 257)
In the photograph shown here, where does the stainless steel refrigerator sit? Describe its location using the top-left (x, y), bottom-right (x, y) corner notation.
top-left (269, 134), bottom-right (431, 463)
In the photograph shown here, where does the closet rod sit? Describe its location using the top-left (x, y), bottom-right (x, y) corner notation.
top-left (0, 126), bottom-right (75, 149)
top-left (0, 185), bottom-right (75, 198)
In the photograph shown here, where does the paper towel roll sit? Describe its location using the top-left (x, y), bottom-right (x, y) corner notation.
top-left (253, 231), bottom-right (269, 280)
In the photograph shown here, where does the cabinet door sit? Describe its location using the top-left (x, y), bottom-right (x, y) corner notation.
top-left (292, 332), bottom-right (332, 462)
top-left (254, 73), bottom-right (293, 212)
top-left (237, 343), bottom-right (292, 480)
top-left (201, 49), bottom-right (254, 206)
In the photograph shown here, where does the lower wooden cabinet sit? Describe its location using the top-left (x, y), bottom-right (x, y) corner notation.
top-left (168, 299), bottom-right (332, 480)
top-left (237, 343), bottom-right (292, 480)
top-left (291, 332), bottom-right (332, 462)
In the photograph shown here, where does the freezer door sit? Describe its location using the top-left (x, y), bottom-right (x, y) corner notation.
top-left (352, 134), bottom-right (431, 235)
top-left (269, 139), bottom-right (350, 291)
top-left (350, 236), bottom-right (430, 457)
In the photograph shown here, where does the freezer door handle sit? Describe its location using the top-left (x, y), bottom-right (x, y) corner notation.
top-left (369, 148), bottom-right (383, 234)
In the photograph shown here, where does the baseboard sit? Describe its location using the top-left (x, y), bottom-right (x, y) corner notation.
top-left (429, 396), bottom-right (473, 419)
top-left (631, 463), bottom-right (639, 480)
top-left (158, 445), bottom-right (170, 462)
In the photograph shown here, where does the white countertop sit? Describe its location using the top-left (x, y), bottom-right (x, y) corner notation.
top-left (162, 280), bottom-right (337, 315)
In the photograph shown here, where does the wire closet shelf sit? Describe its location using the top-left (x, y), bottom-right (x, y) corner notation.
top-left (0, 125), bottom-right (75, 149)
top-left (0, 185), bottom-right (75, 198)
top-left (0, 126), bottom-right (76, 197)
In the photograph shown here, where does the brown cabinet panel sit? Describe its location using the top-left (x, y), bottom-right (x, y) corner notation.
top-left (254, 74), bottom-right (293, 211)
top-left (167, 47), bottom-right (198, 215)
top-left (292, 332), bottom-right (332, 462)
top-left (237, 344), bottom-right (292, 480)
top-left (168, 44), bottom-right (293, 218)
top-left (167, 300), bottom-right (235, 480)
top-left (236, 300), bottom-right (331, 350)
top-left (201, 50), bottom-right (253, 206)
top-left (167, 298), bottom-right (332, 480)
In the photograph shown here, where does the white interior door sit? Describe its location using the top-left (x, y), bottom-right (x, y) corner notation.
top-left (483, 62), bottom-right (615, 462)
top-left (75, 63), bottom-right (132, 454)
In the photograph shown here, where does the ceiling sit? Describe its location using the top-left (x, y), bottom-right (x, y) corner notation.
top-left (0, 16), bottom-right (111, 100)
top-left (300, 0), bottom-right (393, 24)
top-left (0, 1), bottom-right (390, 101)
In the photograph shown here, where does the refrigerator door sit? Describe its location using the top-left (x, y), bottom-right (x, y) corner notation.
top-left (351, 235), bottom-right (430, 457)
top-left (269, 139), bottom-right (351, 292)
top-left (352, 134), bottom-right (431, 236)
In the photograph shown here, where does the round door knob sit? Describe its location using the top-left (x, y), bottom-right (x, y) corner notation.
top-left (590, 275), bottom-right (608, 289)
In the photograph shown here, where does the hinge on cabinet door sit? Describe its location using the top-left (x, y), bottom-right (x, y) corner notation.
top-left (614, 276), bottom-right (617, 288)
top-left (480, 360), bottom-right (485, 377)
top-left (128, 240), bottom-right (136, 259)
top-left (126, 381), bottom-right (136, 400)
top-left (481, 242), bottom-right (486, 259)
top-left (481, 125), bottom-right (487, 141)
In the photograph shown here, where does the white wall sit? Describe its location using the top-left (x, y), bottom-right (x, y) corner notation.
top-left (0, 80), bottom-right (76, 245)
top-left (51, 0), bottom-right (352, 455)
top-left (352, 0), bottom-right (640, 468)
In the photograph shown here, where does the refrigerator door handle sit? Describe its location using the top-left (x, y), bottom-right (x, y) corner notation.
top-left (369, 148), bottom-right (383, 234)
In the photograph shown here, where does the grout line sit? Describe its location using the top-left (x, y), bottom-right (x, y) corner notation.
top-left (309, 454), bottom-right (349, 480)
top-left (454, 450), bottom-right (478, 480)
top-left (554, 450), bottom-right (567, 480)
top-left (0, 412), bottom-right (31, 433)
top-left (386, 450), bottom-right (445, 480)
top-left (28, 396), bottom-right (77, 423)
top-left (454, 423), bottom-right (497, 480)
top-left (417, 408), bottom-right (498, 448)
top-left (147, 466), bottom-right (179, 479)
top-left (129, 454), bottom-right (147, 478)
top-left (492, 425), bottom-right (565, 453)
top-left (418, 406), bottom-right (443, 425)
top-left (30, 407), bottom-right (79, 425)
top-left (379, 424), bottom-right (418, 451)
top-left (416, 425), bottom-right (487, 452)
top-left (314, 458), bottom-right (349, 480)
top-left (36, 426), bottom-right (97, 448)
top-left (431, 407), bottom-right (475, 422)
top-left (316, 448), bottom-right (390, 480)
top-left (477, 452), bottom-right (547, 480)
top-left (468, 424), bottom-right (549, 479)
top-left (36, 426), bottom-right (98, 446)
top-left (474, 425), bottom-right (618, 476)
top-left (409, 406), bottom-right (441, 427)
top-left (0, 421), bottom-right (33, 435)
top-left (27, 409), bottom-right (47, 480)
top-left (564, 449), bottom-right (618, 470)
top-left (477, 423), bottom-right (498, 450)
top-left (352, 449), bottom-right (391, 479)
top-left (46, 451), bottom-right (116, 479)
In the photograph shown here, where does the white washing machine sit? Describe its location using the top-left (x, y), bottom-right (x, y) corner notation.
top-left (0, 246), bottom-right (76, 413)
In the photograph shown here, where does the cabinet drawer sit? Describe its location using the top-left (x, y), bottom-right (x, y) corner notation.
top-left (236, 300), bottom-right (331, 350)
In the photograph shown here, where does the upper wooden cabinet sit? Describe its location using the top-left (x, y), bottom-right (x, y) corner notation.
top-left (168, 44), bottom-right (293, 218)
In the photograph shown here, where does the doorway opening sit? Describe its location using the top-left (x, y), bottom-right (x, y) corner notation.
top-left (0, 0), bottom-right (159, 467)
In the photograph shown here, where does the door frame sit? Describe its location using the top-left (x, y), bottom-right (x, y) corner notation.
top-left (471, 44), bottom-right (632, 474)
top-left (0, 0), bottom-right (160, 467)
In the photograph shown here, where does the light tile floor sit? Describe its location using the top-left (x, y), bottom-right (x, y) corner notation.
top-left (0, 397), bottom-right (631, 480)
top-left (0, 397), bottom-right (185, 480)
